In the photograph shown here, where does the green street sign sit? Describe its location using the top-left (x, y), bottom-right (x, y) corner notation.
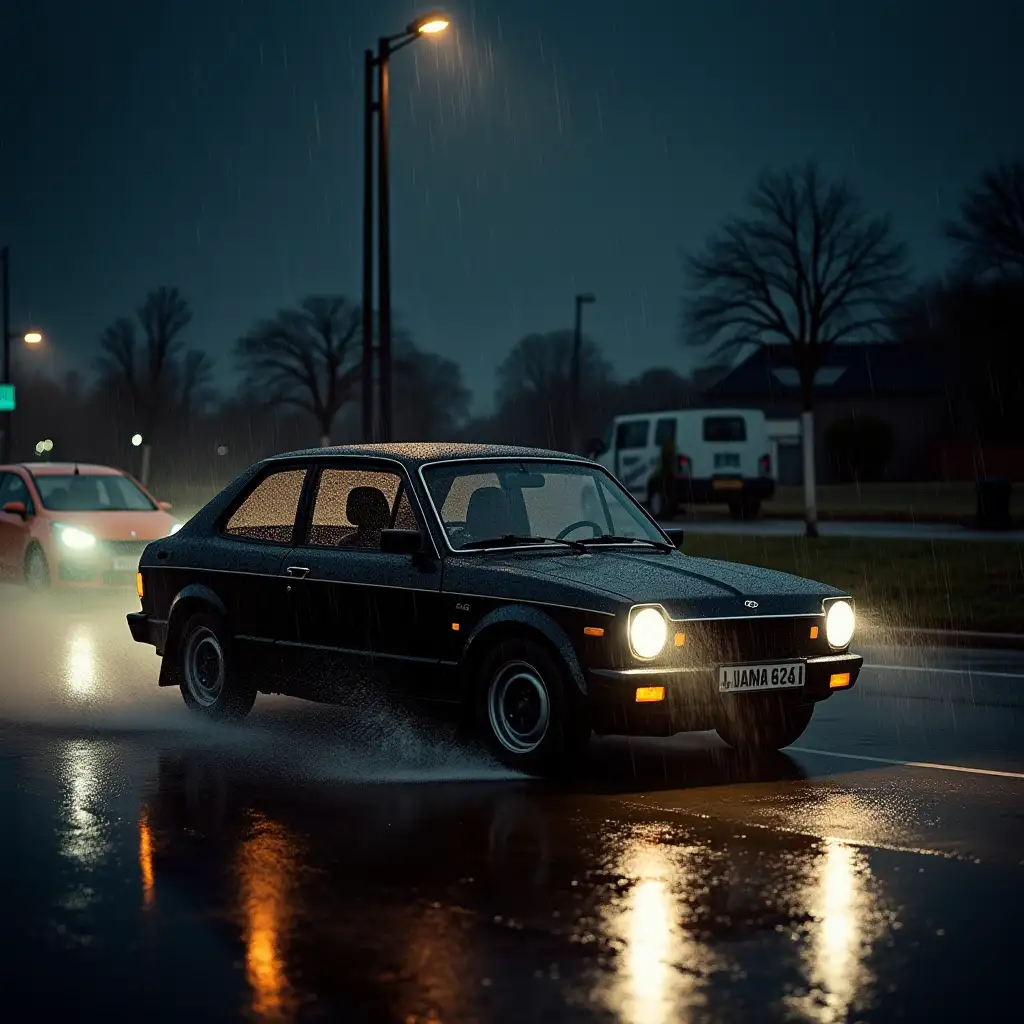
top-left (0, 384), bottom-right (14, 412)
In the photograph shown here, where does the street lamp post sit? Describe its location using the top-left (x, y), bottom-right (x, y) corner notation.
top-left (1, 247), bottom-right (45, 463)
top-left (361, 12), bottom-right (450, 443)
top-left (570, 292), bottom-right (596, 453)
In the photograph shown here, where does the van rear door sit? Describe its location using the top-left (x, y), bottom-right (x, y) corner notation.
top-left (701, 413), bottom-right (755, 490)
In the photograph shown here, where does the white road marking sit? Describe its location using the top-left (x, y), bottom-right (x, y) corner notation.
top-left (791, 747), bottom-right (1024, 780)
top-left (864, 663), bottom-right (1024, 681)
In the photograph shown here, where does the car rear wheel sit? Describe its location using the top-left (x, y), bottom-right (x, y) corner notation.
top-left (24, 545), bottom-right (51, 591)
top-left (476, 638), bottom-right (589, 776)
top-left (716, 699), bottom-right (813, 752)
top-left (178, 612), bottom-right (255, 722)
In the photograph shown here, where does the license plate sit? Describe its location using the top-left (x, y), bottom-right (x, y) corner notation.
top-left (714, 453), bottom-right (740, 468)
top-left (719, 662), bottom-right (805, 693)
top-left (712, 477), bottom-right (743, 490)
top-left (113, 556), bottom-right (138, 572)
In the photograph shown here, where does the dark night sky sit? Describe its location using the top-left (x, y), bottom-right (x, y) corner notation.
top-left (2, 0), bottom-right (1022, 410)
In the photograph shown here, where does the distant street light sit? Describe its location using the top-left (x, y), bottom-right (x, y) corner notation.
top-left (361, 11), bottom-right (451, 443)
top-left (216, 445), bottom-right (228, 456)
top-left (131, 433), bottom-right (144, 447)
top-left (570, 292), bottom-right (596, 453)
top-left (23, 331), bottom-right (43, 345)
top-left (34, 438), bottom-right (53, 457)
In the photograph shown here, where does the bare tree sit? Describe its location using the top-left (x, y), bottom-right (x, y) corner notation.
top-left (495, 331), bottom-right (614, 451)
top-left (235, 296), bottom-right (364, 446)
top-left (682, 162), bottom-right (906, 536)
top-left (393, 346), bottom-right (471, 440)
top-left (96, 287), bottom-right (213, 484)
top-left (944, 161), bottom-right (1024, 276)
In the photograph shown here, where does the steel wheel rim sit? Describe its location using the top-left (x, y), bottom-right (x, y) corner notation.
top-left (487, 660), bottom-right (551, 755)
top-left (184, 627), bottom-right (225, 707)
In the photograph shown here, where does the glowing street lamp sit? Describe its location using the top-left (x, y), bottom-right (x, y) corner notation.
top-left (23, 331), bottom-right (43, 345)
top-left (131, 433), bottom-right (144, 447)
top-left (361, 11), bottom-right (451, 443)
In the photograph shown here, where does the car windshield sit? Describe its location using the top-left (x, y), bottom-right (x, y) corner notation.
top-left (422, 460), bottom-right (666, 551)
top-left (34, 473), bottom-right (156, 512)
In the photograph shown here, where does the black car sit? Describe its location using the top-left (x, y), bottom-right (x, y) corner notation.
top-left (127, 443), bottom-right (861, 774)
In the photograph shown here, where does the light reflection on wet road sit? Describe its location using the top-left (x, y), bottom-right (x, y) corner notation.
top-left (1, 591), bottom-right (1023, 1022)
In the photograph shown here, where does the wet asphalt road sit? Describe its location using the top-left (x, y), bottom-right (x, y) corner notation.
top-left (1, 590), bottom-right (1023, 1023)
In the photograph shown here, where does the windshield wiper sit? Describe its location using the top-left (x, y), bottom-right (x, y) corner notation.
top-left (582, 535), bottom-right (674, 552)
top-left (458, 534), bottom-right (587, 553)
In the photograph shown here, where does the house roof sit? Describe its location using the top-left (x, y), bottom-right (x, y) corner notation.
top-left (704, 343), bottom-right (946, 400)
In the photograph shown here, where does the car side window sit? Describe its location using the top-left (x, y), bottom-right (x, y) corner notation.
top-left (306, 468), bottom-right (404, 550)
top-left (0, 472), bottom-right (34, 513)
top-left (615, 420), bottom-right (649, 450)
top-left (224, 468), bottom-right (306, 544)
top-left (392, 486), bottom-right (418, 531)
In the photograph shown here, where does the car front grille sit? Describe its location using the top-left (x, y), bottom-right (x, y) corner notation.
top-left (681, 616), bottom-right (828, 663)
top-left (103, 540), bottom-right (150, 557)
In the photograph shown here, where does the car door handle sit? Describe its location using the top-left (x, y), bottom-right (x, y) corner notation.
top-left (285, 565), bottom-right (310, 578)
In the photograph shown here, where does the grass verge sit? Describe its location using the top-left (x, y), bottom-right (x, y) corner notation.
top-left (684, 535), bottom-right (1024, 635)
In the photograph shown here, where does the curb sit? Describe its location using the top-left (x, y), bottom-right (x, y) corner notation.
top-left (861, 627), bottom-right (1024, 651)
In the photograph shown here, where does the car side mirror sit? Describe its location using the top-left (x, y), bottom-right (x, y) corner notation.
top-left (380, 528), bottom-right (423, 555)
top-left (158, 501), bottom-right (173, 511)
top-left (2, 501), bottom-right (27, 519)
top-left (662, 526), bottom-right (685, 550)
top-left (588, 438), bottom-right (607, 457)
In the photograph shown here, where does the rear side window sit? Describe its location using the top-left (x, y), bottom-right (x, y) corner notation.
top-left (615, 420), bottom-right (649, 450)
top-left (703, 416), bottom-right (747, 442)
top-left (654, 418), bottom-right (676, 445)
top-left (306, 468), bottom-right (403, 549)
top-left (224, 468), bottom-right (306, 543)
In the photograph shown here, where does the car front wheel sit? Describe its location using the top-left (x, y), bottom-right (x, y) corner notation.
top-left (178, 612), bottom-right (255, 722)
top-left (476, 638), bottom-right (589, 776)
top-left (716, 699), bottom-right (813, 752)
top-left (24, 545), bottom-right (51, 591)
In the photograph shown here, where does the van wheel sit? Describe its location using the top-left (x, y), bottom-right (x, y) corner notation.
top-left (476, 638), bottom-right (590, 776)
top-left (178, 612), bottom-right (255, 722)
top-left (647, 483), bottom-right (675, 521)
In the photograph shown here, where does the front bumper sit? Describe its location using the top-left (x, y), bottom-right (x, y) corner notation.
top-left (127, 612), bottom-right (166, 651)
top-left (588, 652), bottom-right (862, 736)
top-left (55, 539), bottom-right (150, 587)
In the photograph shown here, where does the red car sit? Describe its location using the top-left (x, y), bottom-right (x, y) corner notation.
top-left (0, 463), bottom-right (180, 589)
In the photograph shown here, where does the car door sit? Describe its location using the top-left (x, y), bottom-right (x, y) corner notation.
top-left (0, 471), bottom-right (35, 580)
top-left (283, 460), bottom-right (445, 704)
top-left (214, 464), bottom-right (309, 675)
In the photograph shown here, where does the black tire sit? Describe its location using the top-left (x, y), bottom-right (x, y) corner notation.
top-left (176, 611), bottom-right (255, 722)
top-left (24, 545), bottom-right (51, 591)
top-left (475, 637), bottom-right (590, 776)
top-left (647, 481), bottom-right (676, 521)
top-left (716, 698), bottom-right (813, 752)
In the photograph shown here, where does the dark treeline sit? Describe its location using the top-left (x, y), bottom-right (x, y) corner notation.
top-left (11, 159), bottom-right (1023, 505)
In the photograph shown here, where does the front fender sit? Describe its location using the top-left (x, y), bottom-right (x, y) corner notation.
top-left (462, 603), bottom-right (588, 698)
top-left (159, 584), bottom-right (229, 688)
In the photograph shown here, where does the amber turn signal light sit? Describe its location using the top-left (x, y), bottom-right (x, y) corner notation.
top-left (635, 686), bottom-right (665, 703)
top-left (829, 672), bottom-right (851, 689)
top-left (674, 632), bottom-right (686, 647)
top-left (584, 626), bottom-right (605, 637)
top-left (136, 572), bottom-right (144, 600)
top-left (810, 625), bottom-right (819, 640)
top-left (451, 622), bottom-right (460, 631)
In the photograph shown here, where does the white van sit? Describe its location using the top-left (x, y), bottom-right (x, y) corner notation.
top-left (590, 408), bottom-right (776, 518)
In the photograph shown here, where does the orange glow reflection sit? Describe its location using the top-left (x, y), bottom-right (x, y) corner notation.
top-left (237, 815), bottom-right (297, 1021)
top-left (139, 811), bottom-right (155, 910)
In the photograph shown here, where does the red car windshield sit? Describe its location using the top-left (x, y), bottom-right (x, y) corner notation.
top-left (33, 474), bottom-right (156, 512)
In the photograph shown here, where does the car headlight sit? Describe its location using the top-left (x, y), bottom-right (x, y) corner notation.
top-left (169, 523), bottom-right (182, 535)
top-left (825, 600), bottom-right (855, 649)
top-left (629, 606), bottom-right (668, 659)
top-left (56, 525), bottom-right (96, 551)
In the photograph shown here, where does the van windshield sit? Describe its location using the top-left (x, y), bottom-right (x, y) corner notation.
top-left (703, 416), bottom-right (747, 442)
